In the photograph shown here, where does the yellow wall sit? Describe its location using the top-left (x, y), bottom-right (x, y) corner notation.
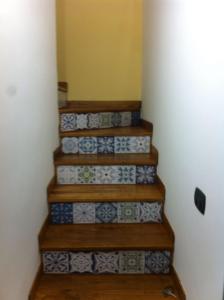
top-left (56, 0), bottom-right (142, 100)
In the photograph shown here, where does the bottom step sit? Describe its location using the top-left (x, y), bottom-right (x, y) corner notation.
top-left (30, 272), bottom-right (185, 300)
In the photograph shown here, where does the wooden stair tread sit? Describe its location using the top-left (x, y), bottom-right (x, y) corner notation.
top-left (59, 100), bottom-right (141, 113)
top-left (40, 223), bottom-right (174, 251)
top-left (30, 273), bottom-right (185, 300)
top-left (48, 179), bottom-right (165, 202)
top-left (54, 147), bottom-right (158, 166)
top-left (60, 126), bottom-right (152, 137)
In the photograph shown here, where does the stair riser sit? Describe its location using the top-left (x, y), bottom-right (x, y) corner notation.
top-left (42, 250), bottom-right (172, 275)
top-left (57, 165), bottom-right (157, 185)
top-left (61, 136), bottom-right (151, 154)
top-left (50, 202), bottom-right (163, 224)
top-left (60, 111), bottom-right (140, 132)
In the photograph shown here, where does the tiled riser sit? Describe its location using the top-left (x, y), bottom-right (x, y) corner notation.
top-left (61, 136), bottom-right (151, 154)
top-left (43, 250), bottom-right (172, 275)
top-left (50, 202), bottom-right (163, 224)
top-left (57, 165), bottom-right (157, 185)
top-left (60, 111), bottom-right (140, 132)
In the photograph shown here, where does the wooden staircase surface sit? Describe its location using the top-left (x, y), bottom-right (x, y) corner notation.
top-left (30, 273), bottom-right (185, 300)
top-left (60, 126), bottom-right (152, 137)
top-left (39, 222), bottom-right (174, 251)
top-left (48, 177), bottom-right (165, 202)
top-left (54, 146), bottom-right (158, 166)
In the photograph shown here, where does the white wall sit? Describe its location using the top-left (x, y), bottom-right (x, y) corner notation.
top-left (143, 1), bottom-right (224, 299)
top-left (0, 1), bottom-right (58, 299)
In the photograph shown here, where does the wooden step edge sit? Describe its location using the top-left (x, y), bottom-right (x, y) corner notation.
top-left (38, 215), bottom-right (50, 243)
top-left (171, 266), bottom-right (186, 300)
top-left (59, 100), bottom-right (142, 113)
top-left (28, 263), bottom-right (43, 300)
top-left (141, 118), bottom-right (153, 133)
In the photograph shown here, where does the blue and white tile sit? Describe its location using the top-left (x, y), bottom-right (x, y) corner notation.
top-left (77, 166), bottom-right (97, 184)
top-left (57, 166), bottom-right (78, 184)
top-left (60, 113), bottom-right (76, 132)
top-left (111, 112), bottom-right (122, 127)
top-left (88, 113), bottom-right (100, 129)
top-left (62, 137), bottom-right (79, 154)
top-left (136, 166), bottom-right (156, 184)
top-left (145, 251), bottom-right (171, 274)
top-left (70, 252), bottom-right (93, 273)
top-left (95, 166), bottom-right (119, 184)
top-left (119, 251), bottom-right (145, 274)
top-left (117, 202), bottom-right (140, 223)
top-left (79, 137), bottom-right (97, 154)
top-left (43, 252), bottom-right (69, 274)
top-left (99, 113), bottom-right (113, 128)
top-left (73, 203), bottom-right (96, 223)
top-left (121, 112), bottom-right (132, 127)
top-left (97, 137), bottom-right (114, 154)
top-left (51, 203), bottom-right (73, 224)
top-left (95, 203), bottom-right (118, 223)
top-left (114, 137), bottom-right (132, 153)
top-left (130, 137), bottom-right (151, 153)
top-left (131, 111), bottom-right (141, 126)
top-left (94, 252), bottom-right (119, 274)
top-left (140, 202), bottom-right (162, 223)
top-left (117, 166), bottom-right (136, 184)
top-left (76, 114), bottom-right (88, 130)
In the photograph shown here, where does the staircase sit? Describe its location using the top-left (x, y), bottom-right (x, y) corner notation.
top-left (29, 101), bottom-right (185, 299)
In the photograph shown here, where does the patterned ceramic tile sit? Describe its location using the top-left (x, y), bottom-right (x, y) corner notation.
top-left (57, 166), bottom-right (78, 184)
top-left (62, 137), bottom-right (79, 154)
top-left (70, 252), bottom-right (93, 273)
top-left (43, 252), bottom-right (69, 274)
top-left (117, 202), bottom-right (140, 223)
top-left (131, 111), bottom-right (141, 126)
top-left (88, 113), bottom-right (100, 129)
top-left (99, 113), bottom-right (112, 128)
top-left (79, 137), bottom-right (97, 154)
top-left (95, 166), bottom-right (119, 184)
top-left (131, 137), bottom-right (151, 153)
top-left (121, 112), bottom-right (132, 127)
top-left (145, 251), bottom-right (171, 274)
top-left (114, 137), bottom-right (131, 153)
top-left (60, 113), bottom-right (76, 132)
top-left (136, 166), bottom-right (156, 184)
top-left (111, 112), bottom-right (122, 127)
top-left (94, 252), bottom-right (119, 273)
top-left (117, 166), bottom-right (136, 184)
top-left (97, 137), bottom-right (114, 154)
top-left (73, 203), bottom-right (95, 223)
top-left (77, 166), bottom-right (96, 184)
top-left (51, 203), bottom-right (73, 224)
top-left (95, 203), bottom-right (118, 223)
top-left (140, 202), bottom-right (162, 223)
top-left (119, 251), bottom-right (145, 274)
top-left (76, 114), bottom-right (88, 130)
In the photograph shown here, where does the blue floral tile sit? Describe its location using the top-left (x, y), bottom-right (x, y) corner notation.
top-left (88, 113), bottom-right (100, 129)
top-left (117, 166), bottom-right (136, 184)
top-left (79, 137), bottom-right (97, 154)
top-left (97, 137), bottom-right (114, 154)
top-left (130, 137), bottom-right (151, 153)
top-left (73, 203), bottom-right (95, 223)
top-left (60, 113), bottom-right (76, 132)
top-left (131, 111), bottom-right (141, 126)
top-left (76, 114), bottom-right (88, 130)
top-left (140, 202), bottom-right (162, 223)
top-left (145, 251), bottom-right (171, 274)
top-left (117, 202), bottom-right (140, 223)
top-left (62, 137), bottom-right (79, 154)
top-left (96, 203), bottom-right (118, 223)
top-left (99, 113), bottom-right (112, 128)
top-left (43, 252), bottom-right (69, 274)
top-left (95, 166), bottom-right (119, 184)
top-left (114, 137), bottom-right (132, 153)
top-left (77, 166), bottom-right (96, 184)
top-left (119, 251), bottom-right (145, 274)
top-left (111, 112), bottom-right (122, 127)
top-left (121, 112), bottom-right (132, 127)
top-left (94, 252), bottom-right (119, 273)
top-left (136, 166), bottom-right (156, 184)
top-left (51, 203), bottom-right (73, 224)
top-left (57, 166), bottom-right (78, 184)
top-left (70, 252), bottom-right (93, 273)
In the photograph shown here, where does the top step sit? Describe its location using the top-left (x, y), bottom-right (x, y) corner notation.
top-left (59, 101), bottom-right (141, 113)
